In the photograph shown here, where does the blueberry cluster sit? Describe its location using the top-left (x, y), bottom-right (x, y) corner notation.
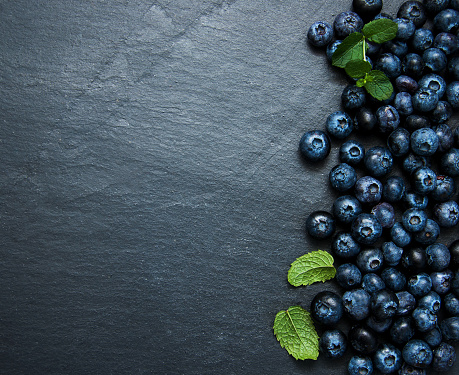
top-left (303, 1), bottom-right (459, 374)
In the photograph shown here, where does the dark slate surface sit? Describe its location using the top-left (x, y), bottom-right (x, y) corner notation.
top-left (1, 0), bottom-right (458, 374)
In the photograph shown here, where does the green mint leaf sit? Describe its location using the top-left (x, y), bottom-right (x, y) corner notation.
top-left (273, 306), bottom-right (319, 360)
top-left (362, 19), bottom-right (398, 44)
top-left (363, 70), bottom-right (393, 101)
top-left (344, 59), bottom-right (372, 79)
top-left (332, 32), bottom-right (366, 68)
top-left (287, 250), bottom-right (336, 286)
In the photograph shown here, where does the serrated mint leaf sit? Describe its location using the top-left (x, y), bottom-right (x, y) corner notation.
top-left (273, 306), bottom-right (319, 360)
top-left (364, 70), bottom-right (393, 101)
top-left (362, 19), bottom-right (398, 44)
top-left (287, 250), bottom-right (336, 286)
top-left (345, 59), bottom-right (372, 79)
top-left (332, 32), bottom-right (366, 68)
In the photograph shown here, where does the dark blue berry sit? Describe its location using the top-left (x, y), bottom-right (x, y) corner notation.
top-left (348, 355), bottom-right (373, 375)
top-left (343, 288), bottom-right (371, 321)
top-left (418, 73), bottom-right (446, 98)
top-left (349, 324), bottom-right (378, 354)
top-left (299, 130), bottom-right (331, 162)
top-left (433, 123), bottom-right (454, 151)
top-left (407, 273), bottom-right (432, 297)
top-left (441, 316), bottom-right (459, 341)
top-left (339, 139), bottom-right (365, 165)
top-left (444, 293), bottom-right (459, 316)
top-left (432, 342), bottom-right (456, 371)
top-left (403, 190), bottom-right (429, 209)
top-left (440, 147), bottom-right (459, 176)
top-left (376, 105), bottom-right (400, 134)
top-left (373, 343), bottom-right (402, 374)
top-left (446, 82), bottom-right (459, 109)
top-left (423, 327), bottom-right (442, 347)
top-left (433, 200), bottom-right (459, 227)
top-left (423, 0), bottom-right (450, 15)
top-left (319, 329), bottom-right (348, 358)
top-left (418, 291), bottom-right (442, 313)
top-left (356, 247), bottom-right (384, 273)
top-left (371, 202), bottom-right (395, 228)
top-left (422, 47), bottom-right (448, 72)
top-left (395, 75), bottom-right (418, 93)
top-left (412, 166), bottom-right (437, 195)
top-left (402, 247), bottom-right (427, 273)
top-left (375, 53), bottom-right (402, 79)
top-left (402, 208), bottom-right (428, 232)
top-left (412, 87), bottom-right (439, 112)
top-left (390, 316), bottom-right (415, 345)
top-left (405, 114), bottom-right (431, 131)
top-left (329, 163), bottom-right (357, 192)
top-left (398, 363), bottom-right (426, 375)
top-left (362, 273), bottom-right (385, 294)
top-left (448, 56), bottom-right (459, 80)
top-left (387, 128), bottom-right (410, 158)
top-left (334, 11), bottom-right (364, 39)
top-left (394, 17), bottom-right (416, 41)
top-left (306, 210), bottom-right (336, 239)
top-left (326, 111), bottom-right (353, 139)
top-left (402, 339), bottom-right (433, 368)
top-left (354, 107), bottom-right (377, 133)
top-left (383, 40), bottom-right (409, 57)
top-left (394, 92), bottom-right (413, 116)
top-left (390, 221), bottom-right (412, 247)
top-left (332, 231), bottom-right (361, 258)
top-left (414, 218), bottom-right (440, 245)
top-left (382, 176), bottom-right (405, 203)
top-left (412, 307), bottom-right (438, 332)
top-left (431, 175), bottom-right (456, 202)
top-left (332, 195), bottom-right (363, 225)
top-left (354, 176), bottom-right (383, 205)
top-left (336, 263), bottom-right (362, 290)
top-left (381, 267), bottom-right (406, 292)
top-left (351, 213), bottom-right (383, 245)
top-left (326, 40), bottom-right (343, 62)
top-left (402, 52), bottom-right (425, 78)
top-left (396, 291), bottom-right (416, 316)
top-left (410, 128), bottom-right (440, 156)
top-left (430, 101), bottom-right (453, 123)
top-left (382, 241), bottom-right (403, 267)
top-left (310, 291), bottom-right (343, 325)
top-left (412, 29), bottom-right (433, 52)
top-left (371, 288), bottom-right (399, 319)
top-left (342, 84), bottom-right (366, 110)
top-left (434, 8), bottom-right (459, 33)
top-left (353, 0), bottom-right (382, 20)
top-left (431, 270), bottom-right (453, 294)
top-left (434, 32), bottom-right (458, 54)
top-left (364, 146), bottom-right (393, 177)
top-left (308, 21), bottom-right (334, 47)
top-left (397, 1), bottom-right (427, 27)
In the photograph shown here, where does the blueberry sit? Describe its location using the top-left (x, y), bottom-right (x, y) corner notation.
top-left (397, 1), bottom-right (427, 27)
top-left (418, 291), bottom-right (442, 313)
top-left (342, 84), bottom-right (367, 110)
top-left (390, 316), bottom-right (415, 345)
top-left (319, 329), bottom-right (348, 358)
top-left (394, 92), bottom-right (413, 116)
top-left (381, 267), bottom-right (406, 292)
top-left (348, 355), bottom-right (373, 375)
top-left (395, 75), bottom-right (418, 93)
top-left (354, 107), bottom-right (377, 133)
top-left (446, 81), bottom-right (459, 109)
top-left (343, 288), bottom-right (371, 321)
top-left (410, 128), bottom-right (440, 156)
top-left (326, 111), bottom-right (353, 139)
top-left (405, 114), bottom-right (430, 131)
top-left (454, 127), bottom-right (459, 147)
top-left (434, 32), bottom-right (458, 54)
top-left (418, 73), bottom-right (446, 98)
top-left (349, 324), bottom-right (378, 354)
top-left (422, 47), bottom-right (447, 72)
top-left (336, 263), bottom-right (362, 289)
top-left (402, 208), bottom-right (428, 233)
top-left (402, 339), bottom-right (433, 368)
top-left (332, 195), bottom-right (363, 225)
top-left (339, 139), bottom-right (365, 165)
top-left (441, 316), bottom-right (459, 341)
top-left (394, 17), bottom-right (416, 41)
top-left (398, 363), bottom-right (426, 375)
top-left (445, 293), bottom-right (459, 316)
top-left (432, 342), bottom-right (456, 371)
top-left (423, 0), bottom-right (450, 15)
top-left (434, 8), bottom-right (459, 33)
top-left (412, 307), bottom-right (437, 332)
top-left (373, 343), bottom-right (402, 374)
top-left (433, 200), bottom-right (459, 227)
top-left (382, 176), bottom-right (405, 203)
top-left (383, 40), bottom-right (409, 58)
top-left (371, 288), bottom-right (399, 319)
top-left (332, 231), bottom-right (361, 258)
top-left (440, 148), bottom-right (459, 176)
top-left (306, 210), bottom-right (335, 239)
top-left (356, 247), bottom-right (384, 273)
top-left (364, 146), bottom-right (393, 177)
top-left (448, 56), bottom-right (459, 80)
top-left (403, 190), bottom-right (429, 209)
top-left (351, 213), bottom-right (383, 245)
top-left (407, 273), bottom-right (432, 297)
top-left (354, 176), bottom-right (383, 205)
top-left (412, 87), bottom-right (439, 112)
top-left (412, 166), bottom-right (437, 195)
top-left (329, 163), bottom-right (357, 192)
top-left (375, 105), bottom-right (400, 134)
top-left (402, 52), bottom-right (425, 78)
top-left (390, 221), bottom-right (412, 247)
top-left (413, 218), bottom-right (440, 245)
top-left (423, 327), bottom-right (442, 347)
top-left (431, 175), bottom-right (456, 202)
top-left (433, 123), bottom-right (454, 151)
top-left (452, 270), bottom-right (459, 296)
top-left (353, 0), bottom-right (382, 20)
top-left (431, 270), bottom-right (453, 294)
top-left (334, 11), bottom-right (364, 39)
top-left (307, 21), bottom-right (334, 47)
top-left (299, 130), bottom-right (331, 162)
top-left (430, 101), bottom-right (453, 123)
top-left (371, 202), bottom-right (395, 228)
top-left (450, 240), bottom-right (459, 266)
top-left (362, 273), bottom-right (386, 294)
top-left (396, 291), bottom-right (416, 316)
top-left (326, 39), bottom-right (343, 62)
top-left (401, 247), bottom-right (427, 273)
top-left (366, 315), bottom-right (392, 333)
top-left (310, 291), bottom-right (343, 325)
top-left (375, 53), bottom-right (402, 79)
top-left (382, 241), bottom-right (403, 267)
top-left (426, 243), bottom-right (451, 271)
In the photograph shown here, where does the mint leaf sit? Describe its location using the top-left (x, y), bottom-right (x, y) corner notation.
top-left (362, 19), bottom-right (398, 44)
top-left (273, 306), bottom-right (319, 360)
top-left (288, 250), bottom-right (336, 286)
top-left (363, 70), bottom-right (393, 101)
top-left (345, 59), bottom-right (372, 79)
top-left (332, 32), bottom-right (366, 68)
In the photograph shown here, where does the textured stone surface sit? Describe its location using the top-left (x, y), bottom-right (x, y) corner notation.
top-left (1, 0), bottom-right (458, 374)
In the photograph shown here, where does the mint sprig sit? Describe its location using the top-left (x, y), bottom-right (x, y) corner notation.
top-left (287, 250), bottom-right (336, 286)
top-left (332, 18), bottom-right (398, 101)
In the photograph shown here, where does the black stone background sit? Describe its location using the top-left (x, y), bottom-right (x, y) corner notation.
top-left (0, 0), bottom-right (458, 374)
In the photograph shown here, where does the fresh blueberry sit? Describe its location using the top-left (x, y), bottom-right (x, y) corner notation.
top-left (375, 105), bottom-right (400, 134)
top-left (411, 166), bottom-right (437, 195)
top-left (411, 28), bottom-right (433, 52)
top-left (402, 208), bottom-right (428, 232)
top-left (371, 202), bottom-right (395, 228)
top-left (310, 291), bottom-right (343, 325)
top-left (434, 32), bottom-right (458, 54)
top-left (452, 270), bottom-right (459, 296)
top-left (332, 195), bottom-right (363, 225)
top-left (362, 273), bottom-right (385, 295)
top-left (366, 315), bottom-right (392, 333)
top-left (332, 231), bottom-right (361, 258)
top-left (374, 12), bottom-right (393, 20)
top-left (307, 21), bottom-right (334, 47)
top-left (426, 243), bottom-right (451, 271)
top-left (414, 218), bottom-right (440, 245)
top-left (448, 56), bottom-right (459, 80)
top-left (354, 107), bottom-right (377, 133)
top-left (407, 273), bottom-right (432, 297)
top-left (349, 324), bottom-right (378, 355)
top-left (334, 11), bottom-right (364, 38)
top-left (336, 263), bottom-right (362, 290)
top-left (393, 92), bottom-right (413, 116)
top-left (396, 291), bottom-right (416, 316)
top-left (351, 213), bottom-right (383, 245)
top-left (383, 40), bottom-right (409, 58)
top-left (364, 146), bottom-right (393, 177)
top-left (431, 270), bottom-right (453, 294)
top-left (433, 8), bottom-right (459, 33)
top-left (375, 53), bottom-right (402, 79)
top-left (402, 247), bottom-right (427, 274)
top-left (342, 84), bottom-right (366, 110)
top-left (373, 343), bottom-right (402, 374)
top-left (433, 123), bottom-right (454, 151)
top-left (430, 101), bottom-right (453, 123)
top-left (343, 288), bottom-right (371, 321)
top-left (319, 329), bottom-right (348, 358)
top-left (431, 175), bottom-right (456, 202)
top-left (446, 81), bottom-right (459, 109)
top-left (440, 148), bottom-right (459, 176)
top-left (394, 17), bottom-right (416, 41)
top-left (398, 363), bottom-right (426, 375)
top-left (395, 75), bottom-right (418, 93)
top-left (381, 267), bottom-right (406, 292)
top-left (299, 130), bottom-right (331, 162)
top-left (402, 339), bottom-right (433, 368)
top-left (329, 163), bottom-right (357, 192)
top-left (382, 241), bottom-right (403, 267)
top-left (402, 52), bottom-right (425, 78)
top-left (422, 47), bottom-right (448, 72)
top-left (390, 316), bottom-right (415, 345)
top-left (306, 210), bottom-right (336, 239)
top-left (397, 1), bottom-right (427, 27)
top-left (353, 0), bottom-right (382, 20)
top-left (405, 114), bottom-right (431, 132)
top-left (444, 293), bottom-right (459, 316)
top-left (449, 240), bottom-right (459, 266)
top-left (433, 200), bottom-right (459, 227)
top-left (410, 128), bottom-right (440, 156)
top-left (356, 247), bottom-right (384, 273)
top-left (390, 221), bottom-right (412, 247)
top-left (418, 291), bottom-right (442, 313)
top-left (339, 139), bottom-right (365, 165)
top-left (370, 288), bottom-right (399, 319)
top-left (418, 73), bottom-right (446, 98)
top-left (403, 190), bottom-right (429, 209)
top-left (423, 0), bottom-right (450, 15)
top-left (432, 342), bottom-right (456, 372)
top-left (441, 316), bottom-right (459, 341)
top-left (326, 111), bottom-right (353, 139)
top-left (348, 355), bottom-right (373, 375)
top-left (454, 127), bottom-right (459, 147)
top-left (423, 327), bottom-right (442, 347)
top-left (326, 39), bottom-right (343, 62)
top-left (412, 87), bottom-right (439, 112)
top-left (382, 175), bottom-right (405, 203)
top-left (354, 176), bottom-right (383, 205)
top-left (412, 307), bottom-right (437, 332)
